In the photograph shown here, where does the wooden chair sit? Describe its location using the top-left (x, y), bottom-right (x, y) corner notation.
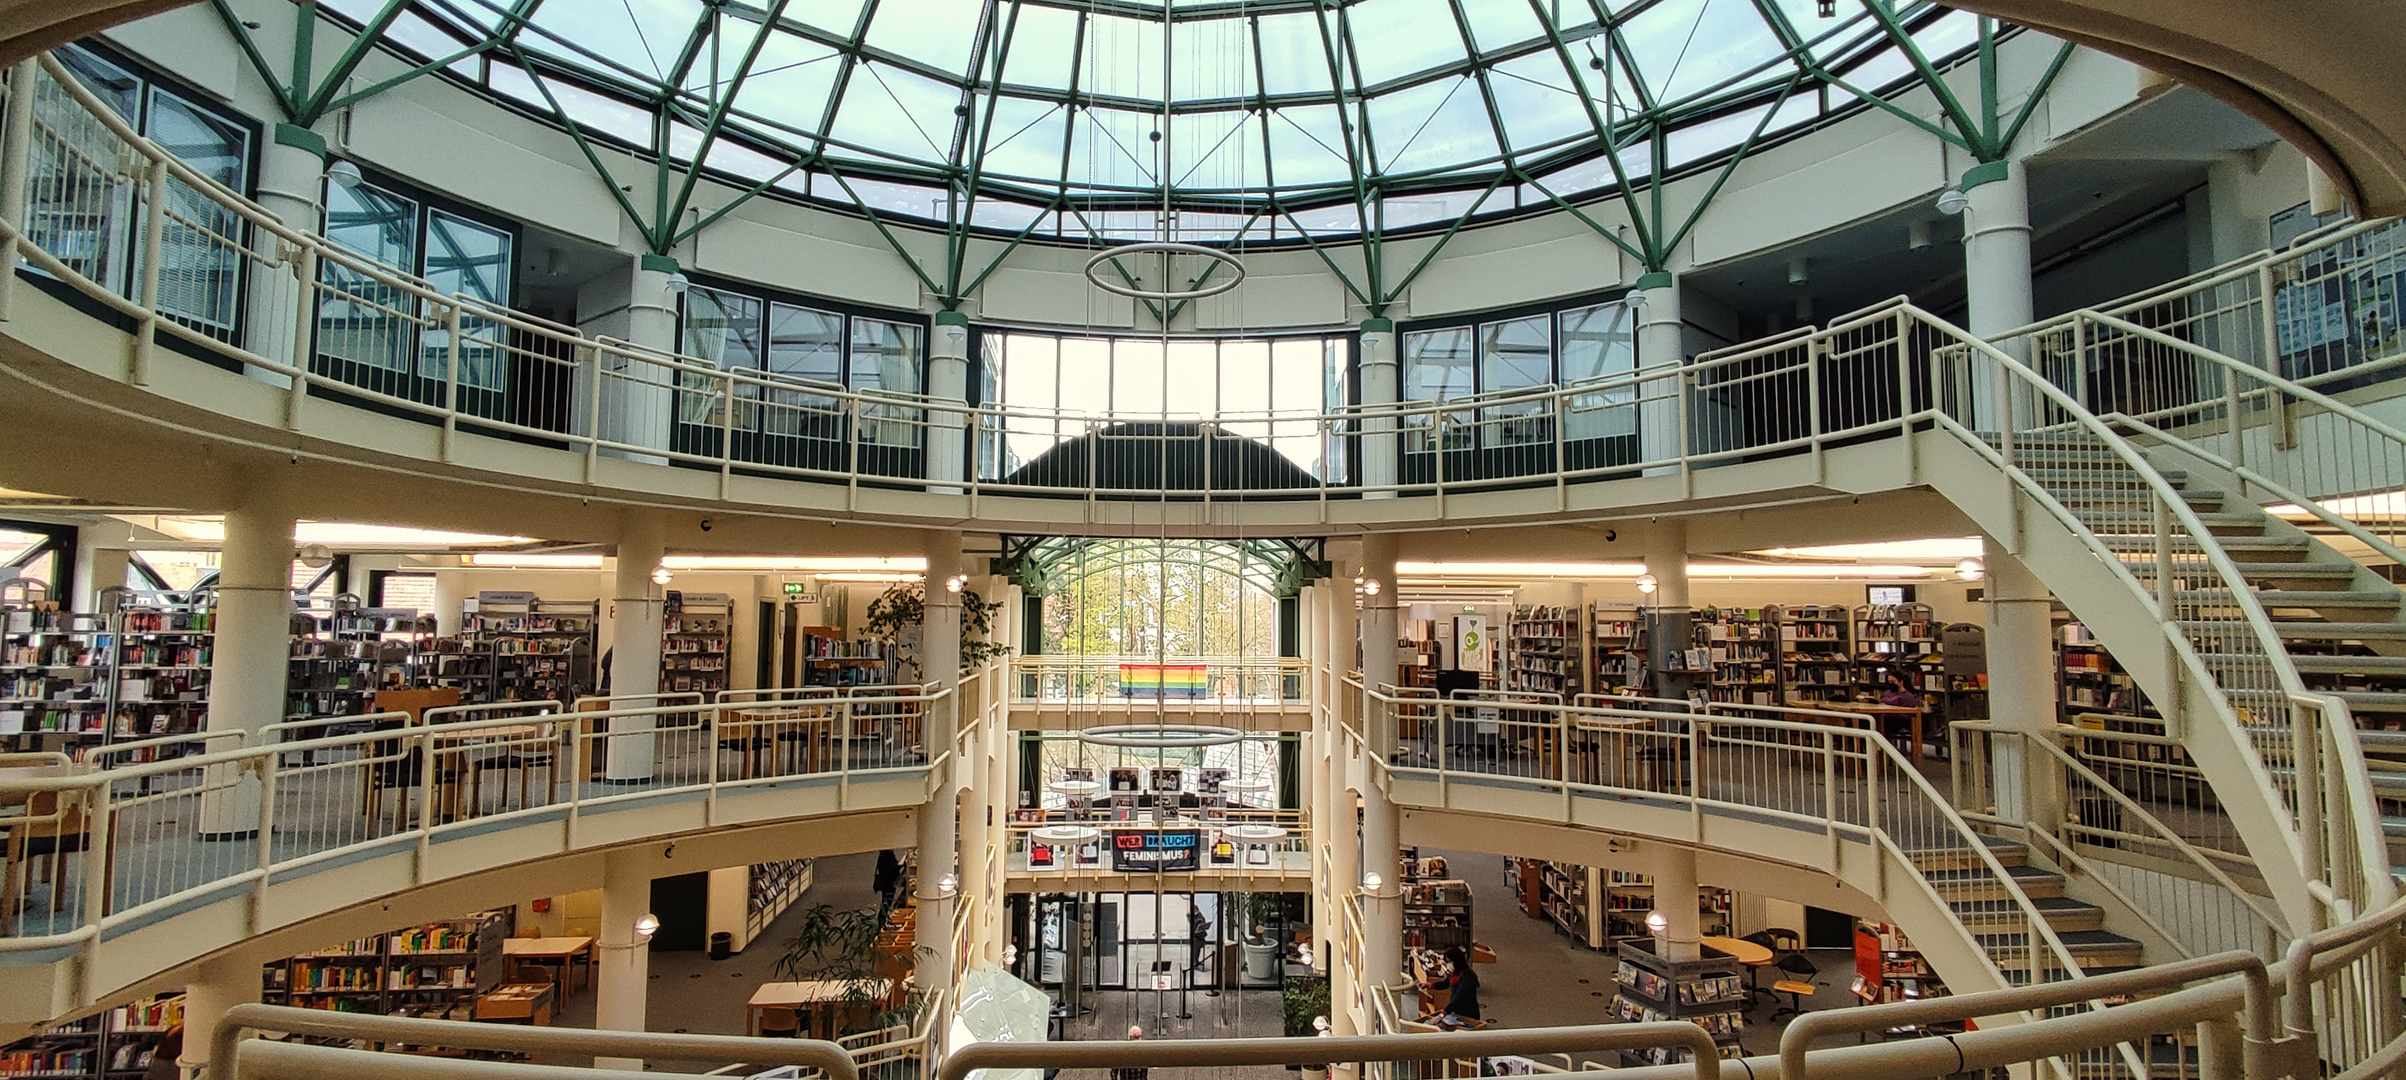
top-left (5, 789), bottom-right (91, 930)
top-left (758, 1006), bottom-right (801, 1039)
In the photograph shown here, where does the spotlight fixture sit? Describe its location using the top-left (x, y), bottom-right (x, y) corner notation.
top-left (1816, 0), bottom-right (1835, 16)
top-left (633, 913), bottom-right (660, 940)
top-left (1936, 187), bottom-right (1970, 215)
top-left (651, 565), bottom-right (673, 586)
top-left (297, 543), bottom-right (333, 570)
top-left (1634, 573), bottom-right (1658, 595)
top-left (664, 271), bottom-right (691, 294)
top-left (946, 574), bottom-right (967, 593)
top-left (1646, 910), bottom-right (1667, 934)
top-left (1957, 557), bottom-right (1986, 581)
top-left (1362, 871), bottom-right (1384, 891)
top-left (327, 159), bottom-right (364, 189)
top-left (1312, 1016), bottom-right (1331, 1033)
top-left (937, 873), bottom-right (959, 897)
top-left (1362, 578), bottom-right (1383, 598)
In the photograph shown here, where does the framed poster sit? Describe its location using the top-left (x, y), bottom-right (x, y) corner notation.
top-left (1108, 768), bottom-right (1140, 793)
top-left (1111, 830), bottom-right (1202, 872)
top-left (1151, 767), bottom-right (1183, 792)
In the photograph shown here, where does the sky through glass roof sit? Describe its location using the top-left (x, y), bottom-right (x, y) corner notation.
top-left (309, 0), bottom-right (1983, 243)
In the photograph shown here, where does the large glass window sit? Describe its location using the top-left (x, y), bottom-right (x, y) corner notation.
top-left (320, 181), bottom-right (421, 378)
top-left (1560, 300), bottom-right (1638, 439)
top-left (1402, 326), bottom-right (1475, 450)
top-left (145, 87), bottom-right (249, 332)
top-left (318, 177), bottom-right (515, 393)
top-left (421, 210), bottom-right (513, 387)
top-left (1478, 315), bottom-right (1552, 445)
top-left (849, 317), bottom-right (925, 448)
top-left (672, 283), bottom-right (926, 447)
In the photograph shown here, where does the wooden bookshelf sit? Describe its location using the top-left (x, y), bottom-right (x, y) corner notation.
top-left (799, 626), bottom-right (887, 688)
top-left (1775, 604), bottom-right (1853, 705)
top-left (1506, 604), bottom-right (1581, 698)
top-left (262, 911), bottom-right (509, 1023)
top-left (1587, 601), bottom-right (1642, 694)
top-left (0, 593), bottom-right (112, 750)
top-left (662, 591), bottom-right (732, 696)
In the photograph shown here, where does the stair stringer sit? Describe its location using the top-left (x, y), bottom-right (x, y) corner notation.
top-left (1914, 428), bottom-right (2320, 934)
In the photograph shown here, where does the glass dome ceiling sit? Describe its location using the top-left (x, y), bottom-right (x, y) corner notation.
top-left (311, 0), bottom-right (1984, 241)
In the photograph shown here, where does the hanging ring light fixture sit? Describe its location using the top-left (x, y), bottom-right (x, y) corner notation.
top-left (1083, 242), bottom-right (1248, 300)
top-left (1077, 723), bottom-right (1244, 748)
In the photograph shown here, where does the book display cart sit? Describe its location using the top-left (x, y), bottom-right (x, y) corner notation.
top-left (1613, 940), bottom-right (1746, 1065)
top-left (662, 592), bottom-right (733, 696)
top-left (0, 993), bottom-right (183, 1080)
top-left (1854, 921), bottom-right (1947, 1005)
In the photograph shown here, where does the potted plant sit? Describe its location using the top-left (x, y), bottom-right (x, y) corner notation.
top-left (1282, 974), bottom-right (1332, 1075)
top-left (861, 582), bottom-right (1011, 682)
top-left (773, 903), bottom-right (932, 1036)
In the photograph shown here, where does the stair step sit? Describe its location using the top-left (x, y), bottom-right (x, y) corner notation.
top-left (2111, 535), bottom-right (2310, 553)
top-left (2024, 467), bottom-right (2187, 484)
top-left (2124, 560), bottom-right (2361, 580)
top-left (1922, 864), bottom-right (2066, 900)
top-left (1906, 835), bottom-right (2027, 871)
top-left (2176, 589), bottom-right (2401, 609)
top-left (2352, 729), bottom-right (2406, 752)
top-left (1978, 930), bottom-right (2146, 969)
top-left (2235, 654), bottom-right (2406, 674)
top-left (2232, 621), bottom-right (2406, 641)
top-left (1948, 896), bottom-right (2107, 933)
top-left (2081, 511), bottom-right (2268, 529)
top-left (2329, 691), bottom-right (2406, 714)
top-left (2275, 766), bottom-right (2406, 794)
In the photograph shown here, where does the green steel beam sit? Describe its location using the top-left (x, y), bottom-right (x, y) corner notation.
top-left (505, 45), bottom-right (655, 241)
top-left (1159, 206), bottom-right (1267, 321)
top-left (1059, 204), bottom-right (1166, 324)
top-left (662, 0), bottom-right (795, 243)
top-left (1436, 0), bottom-right (1520, 192)
top-left (1858, 0), bottom-right (1982, 154)
top-left (1660, 73), bottom-right (1802, 254)
top-left (1271, 203), bottom-right (1373, 308)
top-left (290, 0), bottom-right (318, 104)
top-left (1050, 12), bottom-right (1087, 192)
top-left (957, 196), bottom-right (1067, 300)
top-left (1380, 168), bottom-right (1509, 303)
top-left (1997, 40), bottom-right (2076, 156)
top-left (670, 156), bottom-right (814, 245)
top-left (294, 0), bottom-right (417, 122)
top-left (823, 162), bottom-right (948, 298)
top-left (1519, 171), bottom-right (1647, 264)
top-left (948, 0), bottom-right (1024, 301)
top-left (1313, 3), bottom-right (1381, 302)
top-left (210, 0), bottom-right (297, 116)
top-left (662, 0), bottom-right (724, 98)
top-left (1977, 14), bottom-right (1998, 147)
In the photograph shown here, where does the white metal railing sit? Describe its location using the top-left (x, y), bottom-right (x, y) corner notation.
top-left (1009, 655), bottom-right (1308, 707)
top-left (0, 688), bottom-right (946, 967)
top-left (1359, 681), bottom-right (2140, 1077)
top-left (1001, 809), bottom-right (1312, 875)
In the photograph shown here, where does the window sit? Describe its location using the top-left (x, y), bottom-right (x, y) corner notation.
top-left (1402, 327), bottom-right (1474, 450)
top-left (1401, 296), bottom-right (1640, 450)
top-left (672, 283), bottom-right (926, 448)
top-left (1559, 301), bottom-right (1637, 439)
top-left (373, 571), bottom-right (438, 614)
top-left (851, 318), bottom-right (926, 448)
top-left (1478, 315), bottom-right (1551, 445)
top-left (317, 176), bottom-right (516, 393)
top-left (31, 46), bottom-right (254, 337)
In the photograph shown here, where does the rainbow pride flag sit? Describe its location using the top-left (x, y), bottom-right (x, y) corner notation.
top-left (1120, 663), bottom-right (1208, 698)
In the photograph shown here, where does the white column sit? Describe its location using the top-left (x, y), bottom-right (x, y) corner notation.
top-left (1642, 520), bottom-right (1693, 701)
top-left (244, 126), bottom-right (326, 381)
top-left (176, 955), bottom-right (260, 1079)
top-left (605, 510), bottom-right (665, 780)
top-left (199, 494), bottom-right (292, 835)
top-left (594, 849), bottom-right (655, 1071)
top-left (927, 311), bottom-right (971, 492)
top-left (71, 518), bottom-right (131, 613)
top-left (1984, 538), bottom-right (2060, 828)
top-left (1358, 319), bottom-right (1398, 497)
top-left (1963, 160), bottom-right (2034, 434)
top-left (917, 530), bottom-right (964, 991)
top-left (1635, 273), bottom-right (1683, 473)
top-left (432, 570), bottom-right (467, 638)
top-left (1654, 845), bottom-right (1701, 962)
top-left (597, 255), bottom-right (680, 464)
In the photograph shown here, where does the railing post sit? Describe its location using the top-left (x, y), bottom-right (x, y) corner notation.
top-left (129, 156), bottom-right (168, 385)
top-left (2223, 340), bottom-right (2249, 475)
top-left (1552, 389), bottom-right (1567, 510)
top-left (440, 301), bottom-right (463, 461)
top-left (2256, 262), bottom-right (2292, 450)
top-left (2070, 314), bottom-right (2091, 412)
top-left (1893, 309), bottom-right (1916, 482)
top-left (414, 728), bottom-right (437, 876)
top-left (1823, 728), bottom-right (1839, 872)
top-left (0, 59), bottom-right (40, 322)
top-left (583, 344), bottom-right (603, 483)
top-left (1806, 338), bottom-right (1825, 483)
top-left (79, 775), bottom-right (112, 936)
top-left (252, 752), bottom-right (276, 931)
top-left (286, 245), bottom-right (317, 428)
top-left (719, 373), bottom-right (736, 500)
top-left (2296, 700), bottom-right (2328, 908)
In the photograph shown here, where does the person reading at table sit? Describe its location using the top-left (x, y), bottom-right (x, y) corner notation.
top-left (1420, 946), bottom-right (1482, 1029)
top-left (1877, 672), bottom-right (1921, 709)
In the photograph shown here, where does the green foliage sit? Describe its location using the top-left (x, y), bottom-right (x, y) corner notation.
top-left (862, 582), bottom-right (1011, 680)
top-left (1282, 974), bottom-right (1331, 1038)
top-left (773, 903), bottom-right (930, 1033)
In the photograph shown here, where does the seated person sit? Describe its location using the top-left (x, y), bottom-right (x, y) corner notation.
top-left (1417, 946), bottom-right (1483, 1029)
top-left (1877, 673), bottom-right (1922, 709)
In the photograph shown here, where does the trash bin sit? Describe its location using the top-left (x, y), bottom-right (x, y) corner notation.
top-left (710, 931), bottom-right (733, 960)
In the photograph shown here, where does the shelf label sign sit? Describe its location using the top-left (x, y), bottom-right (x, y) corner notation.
top-left (1111, 829), bottom-right (1201, 873)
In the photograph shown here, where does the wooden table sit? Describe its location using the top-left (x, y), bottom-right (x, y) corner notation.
top-left (746, 979), bottom-right (887, 1040)
top-left (727, 705), bottom-right (836, 776)
top-left (503, 936), bottom-right (594, 998)
top-left (476, 982), bottom-right (556, 1025)
top-left (1790, 700), bottom-right (1927, 760)
top-left (0, 764), bottom-right (93, 935)
top-left (1700, 935), bottom-right (1774, 966)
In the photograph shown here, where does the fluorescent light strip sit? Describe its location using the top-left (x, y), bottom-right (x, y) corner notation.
top-left (1398, 561), bottom-right (1935, 579)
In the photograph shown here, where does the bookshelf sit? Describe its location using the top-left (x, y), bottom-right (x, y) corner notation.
top-left (800, 626), bottom-right (888, 688)
top-left (1854, 921), bottom-right (1947, 1005)
top-left (1529, 859), bottom-right (1606, 949)
top-left (1506, 605), bottom-right (1580, 698)
top-left (1852, 603), bottom-right (1937, 693)
top-left (0, 993), bottom-right (182, 1080)
top-left (1587, 602), bottom-right (1642, 695)
top-left (1401, 878), bottom-right (1474, 952)
top-left (452, 593), bottom-right (597, 702)
top-left (661, 592), bottom-right (733, 696)
top-left (288, 608), bottom-right (430, 728)
top-left (110, 600), bottom-right (214, 744)
top-left (1775, 604), bottom-right (1853, 705)
top-left (1692, 607), bottom-right (1779, 706)
top-left (2057, 624), bottom-right (2153, 722)
top-left (261, 911), bottom-right (509, 1021)
top-left (0, 592), bottom-right (112, 750)
top-left (1614, 940), bottom-right (1746, 1065)
top-left (747, 858), bottom-right (815, 941)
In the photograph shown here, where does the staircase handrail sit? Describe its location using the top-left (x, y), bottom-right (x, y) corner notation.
top-left (1954, 719), bottom-right (2293, 943)
top-left (2288, 691), bottom-right (2402, 914)
top-left (2110, 412), bottom-right (2406, 570)
top-left (1986, 217), bottom-right (2401, 341)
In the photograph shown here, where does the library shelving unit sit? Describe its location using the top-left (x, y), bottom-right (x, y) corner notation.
top-left (1587, 602), bottom-right (1642, 694)
top-left (1398, 615), bottom-right (1440, 691)
top-left (0, 586), bottom-right (113, 751)
top-left (454, 593), bottom-right (597, 702)
top-left (261, 911), bottom-right (508, 1021)
top-left (661, 591), bottom-right (733, 697)
top-left (1401, 878), bottom-right (1475, 952)
top-left (800, 626), bottom-right (888, 689)
top-left (111, 600), bottom-right (214, 743)
top-left (1529, 860), bottom-right (1607, 949)
top-left (1613, 939), bottom-right (1746, 1065)
top-left (1774, 604), bottom-right (1853, 705)
top-left (1595, 873), bottom-right (1732, 946)
top-left (1506, 604), bottom-right (1581, 698)
top-left (0, 993), bottom-right (183, 1080)
top-left (1854, 921), bottom-right (1948, 1005)
top-left (747, 858), bottom-right (815, 942)
top-left (1852, 603), bottom-right (1937, 693)
top-left (288, 607), bottom-right (430, 729)
top-left (2057, 624), bottom-right (2152, 723)
top-left (1692, 608), bottom-right (1780, 707)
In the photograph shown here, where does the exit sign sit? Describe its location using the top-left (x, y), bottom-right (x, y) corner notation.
top-left (782, 582), bottom-right (806, 595)
top-left (782, 583), bottom-right (818, 602)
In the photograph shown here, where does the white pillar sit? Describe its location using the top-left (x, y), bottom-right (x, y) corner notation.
top-left (593, 849), bottom-right (654, 1071)
top-left (176, 955), bottom-right (260, 1078)
top-left (1963, 160), bottom-right (2034, 435)
top-left (1984, 538), bottom-right (2060, 829)
top-left (1358, 320), bottom-right (1398, 497)
top-left (244, 126), bottom-right (325, 381)
top-left (1654, 845), bottom-right (1701, 962)
top-left (917, 530), bottom-right (963, 991)
top-left (1635, 273), bottom-right (1683, 473)
top-left (432, 569), bottom-right (467, 638)
top-left (71, 518), bottom-right (131, 613)
top-left (1643, 520), bottom-right (1693, 702)
top-left (928, 311), bottom-right (970, 492)
top-left (199, 494), bottom-right (292, 834)
top-left (595, 255), bottom-right (679, 464)
top-left (605, 510), bottom-right (665, 780)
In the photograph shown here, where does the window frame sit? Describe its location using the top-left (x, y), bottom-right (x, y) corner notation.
top-left (670, 273), bottom-right (933, 451)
